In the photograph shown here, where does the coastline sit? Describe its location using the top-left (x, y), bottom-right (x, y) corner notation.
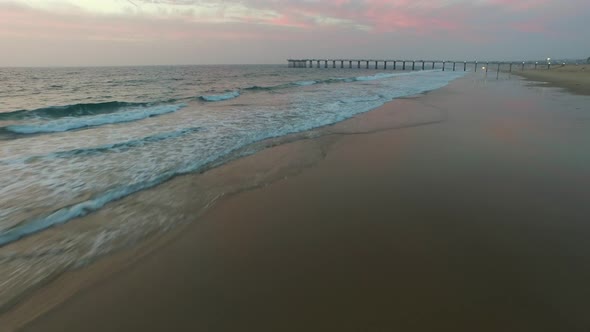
top-left (1, 77), bottom-right (452, 329)
top-left (0, 70), bottom-right (464, 317)
top-left (514, 64), bottom-right (590, 95)
top-left (3, 73), bottom-right (590, 331)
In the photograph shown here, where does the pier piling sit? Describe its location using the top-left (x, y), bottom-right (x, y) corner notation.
top-left (287, 59), bottom-right (543, 75)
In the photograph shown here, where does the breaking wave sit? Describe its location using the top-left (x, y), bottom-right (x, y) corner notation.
top-left (0, 127), bottom-right (203, 165)
top-left (200, 91), bottom-right (240, 102)
top-left (243, 70), bottom-right (437, 92)
top-left (5, 104), bottom-right (186, 134)
top-left (0, 101), bottom-right (150, 121)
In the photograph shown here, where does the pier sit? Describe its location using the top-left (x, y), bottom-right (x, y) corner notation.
top-left (287, 59), bottom-right (555, 72)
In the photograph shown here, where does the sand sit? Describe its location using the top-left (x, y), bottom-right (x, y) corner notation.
top-left (516, 64), bottom-right (590, 95)
top-left (3, 74), bottom-right (590, 331)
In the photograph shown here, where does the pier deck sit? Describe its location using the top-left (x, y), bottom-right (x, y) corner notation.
top-left (287, 59), bottom-right (558, 73)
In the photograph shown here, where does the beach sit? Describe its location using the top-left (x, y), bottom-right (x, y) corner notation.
top-left (2, 71), bottom-right (590, 331)
top-left (516, 64), bottom-right (590, 95)
top-left (0, 67), bottom-right (464, 314)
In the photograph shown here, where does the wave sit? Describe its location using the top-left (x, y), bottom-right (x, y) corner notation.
top-left (243, 72), bottom-right (426, 92)
top-left (293, 80), bottom-right (317, 86)
top-left (200, 91), bottom-right (240, 102)
top-left (0, 127), bottom-right (203, 165)
top-left (243, 82), bottom-right (317, 92)
top-left (355, 70), bottom-right (439, 82)
top-left (0, 176), bottom-right (170, 246)
top-left (354, 73), bottom-right (397, 81)
top-left (0, 101), bottom-right (150, 121)
top-left (5, 104), bottom-right (186, 134)
top-left (0, 144), bottom-right (228, 247)
top-left (245, 78), bottom-right (351, 92)
top-left (53, 127), bottom-right (203, 158)
top-left (0, 70), bottom-right (466, 247)
top-left (243, 85), bottom-right (285, 91)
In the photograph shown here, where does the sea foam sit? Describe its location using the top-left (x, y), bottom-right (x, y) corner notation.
top-left (0, 70), bottom-right (465, 248)
top-left (0, 127), bottom-right (203, 165)
top-left (0, 101), bottom-right (149, 121)
top-left (5, 104), bottom-right (186, 134)
top-left (293, 80), bottom-right (317, 86)
top-left (200, 91), bottom-right (240, 102)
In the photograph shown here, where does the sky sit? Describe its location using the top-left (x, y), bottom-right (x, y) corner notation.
top-left (0, 0), bottom-right (589, 66)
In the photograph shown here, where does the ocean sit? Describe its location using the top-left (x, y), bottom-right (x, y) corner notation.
top-left (0, 65), bottom-right (465, 307)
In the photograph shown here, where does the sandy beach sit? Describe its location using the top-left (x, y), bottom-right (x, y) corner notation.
top-left (2, 72), bottom-right (590, 332)
top-left (516, 64), bottom-right (590, 95)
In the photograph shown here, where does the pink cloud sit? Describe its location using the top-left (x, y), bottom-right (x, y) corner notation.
top-left (267, 15), bottom-right (313, 29)
top-left (485, 0), bottom-right (551, 11)
top-left (0, 4), bottom-right (313, 44)
top-left (2, 0), bottom-right (572, 42)
top-left (1, 0), bottom-right (588, 65)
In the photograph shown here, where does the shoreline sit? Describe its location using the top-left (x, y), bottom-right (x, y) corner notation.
top-left (0, 70), bottom-right (464, 318)
top-left (3, 73), bottom-right (590, 331)
top-left (514, 64), bottom-right (590, 95)
top-left (0, 75), bottom-right (461, 330)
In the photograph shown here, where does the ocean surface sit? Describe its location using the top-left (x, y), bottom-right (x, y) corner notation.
top-left (0, 65), bottom-right (464, 307)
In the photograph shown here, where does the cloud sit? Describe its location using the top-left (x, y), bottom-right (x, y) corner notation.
top-left (0, 0), bottom-right (589, 66)
top-left (2, 0), bottom-right (584, 35)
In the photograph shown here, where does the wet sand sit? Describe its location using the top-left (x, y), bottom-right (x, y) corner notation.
top-left (4, 75), bottom-right (590, 331)
top-left (516, 64), bottom-right (590, 95)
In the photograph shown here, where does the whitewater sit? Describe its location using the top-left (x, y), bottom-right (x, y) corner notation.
top-left (0, 64), bottom-right (465, 310)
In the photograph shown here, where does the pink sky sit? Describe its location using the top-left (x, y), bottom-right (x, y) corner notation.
top-left (0, 0), bottom-right (588, 66)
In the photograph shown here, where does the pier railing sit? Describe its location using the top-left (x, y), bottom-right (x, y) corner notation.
top-left (287, 59), bottom-right (558, 73)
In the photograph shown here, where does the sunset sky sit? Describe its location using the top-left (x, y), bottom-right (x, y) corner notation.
top-left (1, 0), bottom-right (589, 66)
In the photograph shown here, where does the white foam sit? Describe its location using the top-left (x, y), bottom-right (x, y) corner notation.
top-left (200, 91), bottom-right (240, 102)
top-left (355, 70), bottom-right (440, 82)
top-left (294, 80), bottom-right (317, 86)
top-left (6, 104), bottom-right (186, 134)
top-left (355, 72), bottom-right (397, 81)
top-left (0, 71), bottom-right (467, 248)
